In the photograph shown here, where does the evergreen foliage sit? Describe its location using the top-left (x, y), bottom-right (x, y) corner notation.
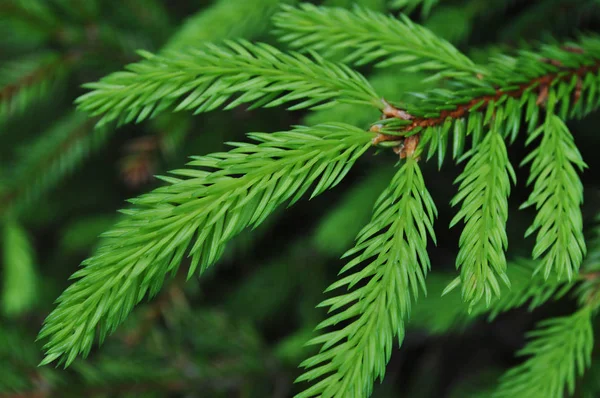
top-left (77, 40), bottom-right (381, 127)
top-left (446, 127), bottom-right (515, 308)
top-left (273, 4), bottom-right (479, 77)
top-left (296, 158), bottom-right (436, 397)
top-left (38, 123), bottom-right (374, 367)
top-left (3, 1), bottom-right (600, 397)
top-left (520, 98), bottom-right (587, 280)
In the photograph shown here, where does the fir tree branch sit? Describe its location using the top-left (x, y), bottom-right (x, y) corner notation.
top-left (37, 123), bottom-right (375, 367)
top-left (273, 4), bottom-right (479, 78)
top-left (377, 35), bottom-right (600, 165)
top-left (296, 157), bottom-right (437, 398)
top-left (446, 126), bottom-right (516, 308)
top-left (521, 94), bottom-right (587, 281)
top-left (401, 36), bottom-right (600, 130)
top-left (76, 40), bottom-right (381, 127)
top-left (492, 307), bottom-right (594, 398)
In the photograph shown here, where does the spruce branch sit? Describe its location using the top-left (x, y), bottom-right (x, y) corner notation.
top-left (446, 126), bottom-right (516, 308)
top-left (37, 123), bottom-right (375, 367)
top-left (492, 307), bottom-right (594, 398)
top-left (273, 4), bottom-right (479, 78)
top-left (402, 36), bottom-right (600, 129)
top-left (521, 95), bottom-right (587, 281)
top-left (296, 157), bottom-right (437, 398)
top-left (374, 35), bottom-right (600, 165)
top-left (76, 40), bottom-right (381, 127)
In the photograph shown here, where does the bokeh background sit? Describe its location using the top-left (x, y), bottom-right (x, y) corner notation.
top-left (1, 0), bottom-right (600, 397)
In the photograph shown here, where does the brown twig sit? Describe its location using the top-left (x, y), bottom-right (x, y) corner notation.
top-left (402, 60), bottom-right (600, 133)
top-left (395, 134), bottom-right (420, 159)
top-left (375, 57), bottom-right (600, 138)
top-left (370, 57), bottom-right (600, 159)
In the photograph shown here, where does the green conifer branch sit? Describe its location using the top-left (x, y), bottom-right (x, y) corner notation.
top-left (492, 307), bottom-right (594, 398)
top-left (380, 35), bottom-right (600, 166)
top-left (296, 157), bottom-right (437, 398)
top-left (76, 40), bottom-right (381, 127)
top-left (446, 126), bottom-right (516, 308)
top-left (37, 123), bottom-right (375, 367)
top-left (273, 4), bottom-right (479, 77)
top-left (12, 4), bottom-right (600, 396)
top-left (521, 94), bottom-right (587, 281)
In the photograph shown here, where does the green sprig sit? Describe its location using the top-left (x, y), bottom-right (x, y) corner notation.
top-left (296, 158), bottom-right (437, 398)
top-left (273, 4), bottom-right (480, 78)
top-left (37, 123), bottom-right (375, 367)
top-left (76, 40), bottom-right (381, 127)
top-left (521, 96), bottom-right (587, 281)
top-left (446, 125), bottom-right (516, 308)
